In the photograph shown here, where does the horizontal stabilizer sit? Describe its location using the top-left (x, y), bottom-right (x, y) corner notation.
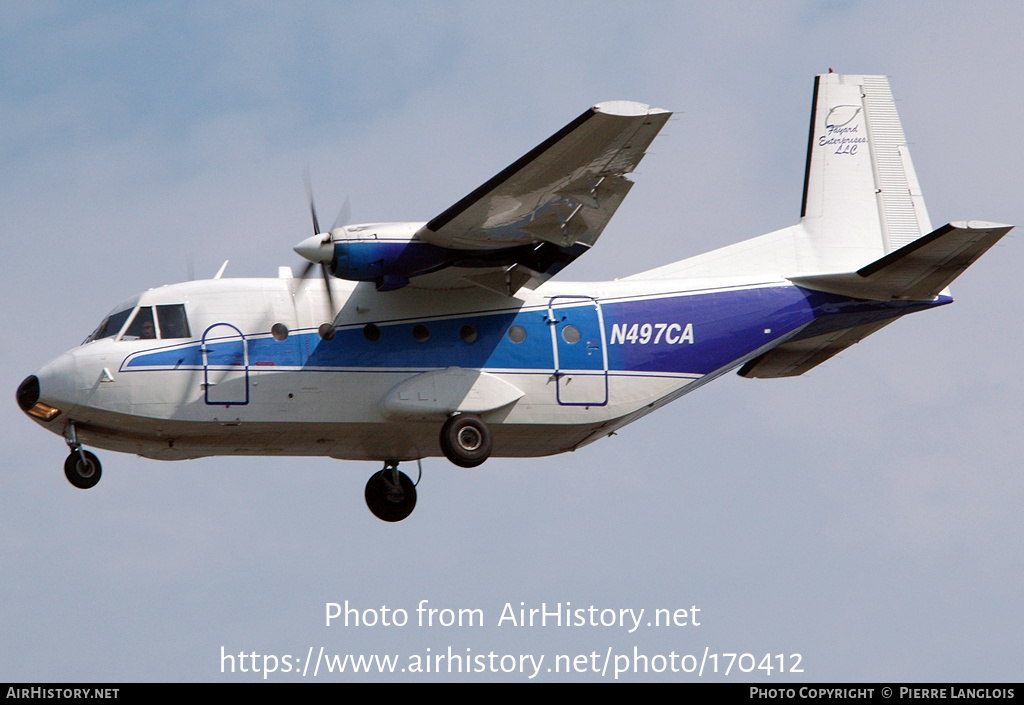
top-left (738, 320), bottom-right (894, 378)
top-left (790, 221), bottom-right (1012, 301)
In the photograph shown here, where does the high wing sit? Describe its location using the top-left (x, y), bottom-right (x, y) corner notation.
top-left (411, 101), bottom-right (671, 294)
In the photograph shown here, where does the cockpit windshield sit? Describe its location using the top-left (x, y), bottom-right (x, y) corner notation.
top-left (85, 303), bottom-right (191, 343)
top-left (85, 307), bottom-right (134, 343)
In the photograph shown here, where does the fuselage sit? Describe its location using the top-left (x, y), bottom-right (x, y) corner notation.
top-left (20, 271), bottom-right (945, 463)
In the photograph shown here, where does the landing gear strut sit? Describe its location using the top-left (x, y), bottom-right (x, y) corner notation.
top-left (439, 413), bottom-right (492, 468)
top-left (63, 422), bottom-right (102, 489)
top-left (364, 461), bottom-right (417, 522)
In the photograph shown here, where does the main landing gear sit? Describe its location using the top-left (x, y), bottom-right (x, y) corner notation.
top-left (439, 413), bottom-right (492, 468)
top-left (364, 461), bottom-right (417, 522)
top-left (63, 422), bottom-right (102, 489)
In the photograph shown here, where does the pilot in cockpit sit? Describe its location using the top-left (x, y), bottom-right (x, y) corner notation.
top-left (122, 306), bottom-right (156, 340)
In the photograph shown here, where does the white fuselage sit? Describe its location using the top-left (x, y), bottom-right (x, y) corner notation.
top-left (27, 271), bottom-right (815, 463)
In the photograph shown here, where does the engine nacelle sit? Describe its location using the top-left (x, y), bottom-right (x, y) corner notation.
top-left (300, 220), bottom-right (584, 292)
top-left (326, 222), bottom-right (447, 291)
top-left (331, 238), bottom-right (449, 291)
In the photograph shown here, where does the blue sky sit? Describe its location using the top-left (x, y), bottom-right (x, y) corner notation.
top-left (3, 1), bottom-right (1022, 682)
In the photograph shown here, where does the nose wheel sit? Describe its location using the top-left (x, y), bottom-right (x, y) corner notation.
top-left (364, 462), bottom-right (417, 522)
top-left (62, 421), bottom-right (102, 489)
top-left (64, 450), bottom-right (102, 489)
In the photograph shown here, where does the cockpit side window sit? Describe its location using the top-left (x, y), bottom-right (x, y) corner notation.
top-left (123, 307), bottom-right (156, 340)
top-left (156, 304), bottom-right (191, 339)
top-left (86, 308), bottom-right (133, 343)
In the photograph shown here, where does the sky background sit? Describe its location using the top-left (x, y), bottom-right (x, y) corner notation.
top-left (2, 1), bottom-right (1022, 682)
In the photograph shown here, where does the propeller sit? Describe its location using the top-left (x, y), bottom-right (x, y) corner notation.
top-left (294, 170), bottom-right (350, 316)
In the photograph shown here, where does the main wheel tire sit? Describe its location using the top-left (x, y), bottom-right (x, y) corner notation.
top-left (364, 469), bottom-right (417, 522)
top-left (439, 414), bottom-right (492, 468)
top-left (64, 450), bottom-right (102, 490)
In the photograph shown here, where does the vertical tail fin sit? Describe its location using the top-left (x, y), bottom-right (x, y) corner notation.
top-left (632, 74), bottom-right (936, 280)
top-left (801, 73), bottom-right (932, 261)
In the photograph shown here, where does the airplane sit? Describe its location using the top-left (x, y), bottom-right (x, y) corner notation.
top-left (16, 73), bottom-right (1011, 522)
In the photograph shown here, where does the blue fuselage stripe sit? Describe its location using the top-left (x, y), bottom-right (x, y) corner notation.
top-left (123, 286), bottom-right (945, 375)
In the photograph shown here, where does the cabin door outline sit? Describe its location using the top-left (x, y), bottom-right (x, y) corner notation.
top-left (547, 295), bottom-right (608, 406)
top-left (201, 323), bottom-right (250, 406)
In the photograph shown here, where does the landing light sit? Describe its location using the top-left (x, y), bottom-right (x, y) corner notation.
top-left (27, 402), bottom-right (61, 421)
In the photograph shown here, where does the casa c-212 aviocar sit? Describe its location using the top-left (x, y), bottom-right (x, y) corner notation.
top-left (17, 73), bottom-right (1011, 522)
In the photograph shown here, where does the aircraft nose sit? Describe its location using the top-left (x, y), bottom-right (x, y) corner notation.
top-left (16, 373), bottom-right (62, 422)
top-left (19, 354), bottom-right (79, 423)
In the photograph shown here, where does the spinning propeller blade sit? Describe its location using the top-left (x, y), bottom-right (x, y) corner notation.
top-left (332, 194), bottom-right (351, 232)
top-left (302, 167), bottom-right (322, 236)
top-left (295, 171), bottom-right (344, 315)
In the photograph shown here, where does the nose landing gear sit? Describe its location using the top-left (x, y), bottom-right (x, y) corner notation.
top-left (64, 450), bottom-right (102, 489)
top-left (364, 461), bottom-right (417, 522)
top-left (63, 422), bottom-right (102, 489)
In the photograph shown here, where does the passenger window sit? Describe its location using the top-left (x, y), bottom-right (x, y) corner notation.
top-left (123, 307), bottom-right (156, 340)
top-left (157, 304), bottom-right (191, 338)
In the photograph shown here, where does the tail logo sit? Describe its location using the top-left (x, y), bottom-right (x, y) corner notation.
top-left (820, 105), bottom-right (867, 155)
